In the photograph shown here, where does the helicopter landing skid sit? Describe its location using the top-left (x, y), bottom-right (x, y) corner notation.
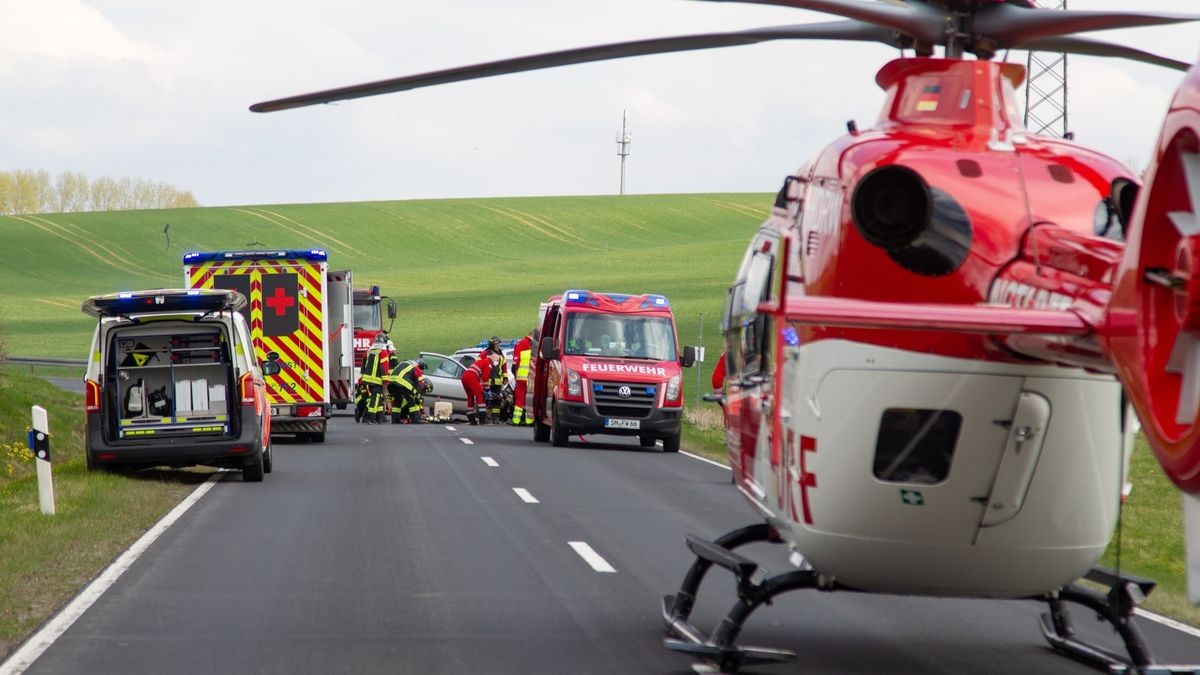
top-left (1039, 567), bottom-right (1198, 674)
top-left (661, 523), bottom-right (833, 673)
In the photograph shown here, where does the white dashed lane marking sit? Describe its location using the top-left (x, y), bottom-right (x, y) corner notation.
top-left (569, 541), bottom-right (617, 573)
top-left (481, 456), bottom-right (499, 467)
top-left (513, 488), bottom-right (539, 504)
top-left (460, 438), bottom-right (474, 445)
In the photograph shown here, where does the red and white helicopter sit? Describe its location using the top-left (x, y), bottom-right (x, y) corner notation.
top-left (250, 1), bottom-right (1200, 671)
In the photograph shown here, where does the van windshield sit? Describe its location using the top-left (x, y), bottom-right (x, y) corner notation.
top-left (563, 313), bottom-right (677, 361)
top-left (353, 303), bottom-right (381, 331)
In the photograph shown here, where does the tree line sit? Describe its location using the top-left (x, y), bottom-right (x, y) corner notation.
top-left (0, 170), bottom-right (200, 215)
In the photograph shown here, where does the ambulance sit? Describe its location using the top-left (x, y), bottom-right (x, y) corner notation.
top-left (183, 249), bottom-right (351, 442)
top-left (530, 289), bottom-right (696, 452)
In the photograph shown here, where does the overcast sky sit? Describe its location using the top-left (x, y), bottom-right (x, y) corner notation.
top-left (1, 0), bottom-right (1197, 207)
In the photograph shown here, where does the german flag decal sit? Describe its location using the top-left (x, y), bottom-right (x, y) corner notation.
top-left (916, 84), bottom-right (940, 112)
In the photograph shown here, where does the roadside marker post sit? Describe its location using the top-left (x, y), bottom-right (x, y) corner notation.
top-left (30, 405), bottom-right (55, 516)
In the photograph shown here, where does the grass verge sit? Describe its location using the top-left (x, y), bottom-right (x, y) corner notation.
top-left (0, 367), bottom-right (207, 660)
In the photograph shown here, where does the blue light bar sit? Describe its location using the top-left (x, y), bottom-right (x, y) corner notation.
top-left (565, 290), bottom-right (588, 304)
top-left (640, 294), bottom-right (670, 308)
top-left (182, 249), bottom-right (328, 263)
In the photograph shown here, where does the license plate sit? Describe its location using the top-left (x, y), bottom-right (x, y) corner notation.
top-left (272, 406), bottom-right (286, 417)
top-left (605, 418), bottom-right (640, 430)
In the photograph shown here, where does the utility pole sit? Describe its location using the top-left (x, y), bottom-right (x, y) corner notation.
top-left (615, 110), bottom-right (632, 195)
top-left (1024, 0), bottom-right (1069, 138)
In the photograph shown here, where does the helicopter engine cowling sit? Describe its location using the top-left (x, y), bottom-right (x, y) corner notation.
top-left (851, 164), bottom-right (973, 278)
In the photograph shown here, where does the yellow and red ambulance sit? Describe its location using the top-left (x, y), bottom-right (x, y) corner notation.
top-left (184, 249), bottom-right (351, 442)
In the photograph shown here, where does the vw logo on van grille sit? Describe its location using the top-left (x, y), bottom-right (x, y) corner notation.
top-left (618, 385), bottom-right (632, 398)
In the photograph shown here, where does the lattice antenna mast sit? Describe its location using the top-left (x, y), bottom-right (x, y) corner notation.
top-left (1024, 0), bottom-right (1070, 138)
top-left (616, 110), bottom-right (632, 195)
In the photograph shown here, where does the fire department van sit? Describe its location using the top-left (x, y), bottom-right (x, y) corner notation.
top-left (183, 249), bottom-right (349, 442)
top-left (81, 288), bottom-right (279, 480)
top-left (530, 289), bottom-right (696, 451)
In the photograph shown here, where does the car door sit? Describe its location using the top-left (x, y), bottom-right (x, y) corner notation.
top-left (419, 351), bottom-right (470, 412)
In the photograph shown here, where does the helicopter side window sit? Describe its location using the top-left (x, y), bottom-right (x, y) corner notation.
top-left (873, 408), bottom-right (962, 485)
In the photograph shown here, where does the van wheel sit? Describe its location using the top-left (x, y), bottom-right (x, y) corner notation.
top-left (639, 436), bottom-right (656, 448)
top-left (661, 433), bottom-right (681, 453)
top-left (550, 408), bottom-right (569, 447)
top-left (263, 445), bottom-right (274, 474)
top-left (243, 459), bottom-right (265, 482)
top-left (310, 431), bottom-right (326, 443)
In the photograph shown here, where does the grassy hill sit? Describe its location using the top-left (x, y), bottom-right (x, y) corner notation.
top-left (0, 194), bottom-right (771, 381)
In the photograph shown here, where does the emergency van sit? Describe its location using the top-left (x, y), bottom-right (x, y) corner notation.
top-left (183, 249), bottom-right (350, 442)
top-left (530, 289), bottom-right (696, 451)
top-left (81, 288), bottom-right (279, 480)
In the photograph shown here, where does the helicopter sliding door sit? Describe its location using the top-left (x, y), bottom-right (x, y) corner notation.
top-left (782, 341), bottom-right (1023, 549)
top-left (723, 230), bottom-right (779, 494)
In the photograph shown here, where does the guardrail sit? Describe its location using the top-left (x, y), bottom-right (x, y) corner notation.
top-left (5, 356), bottom-right (88, 372)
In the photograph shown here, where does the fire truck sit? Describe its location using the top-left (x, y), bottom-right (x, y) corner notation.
top-left (530, 289), bottom-right (696, 451)
top-left (183, 249), bottom-right (353, 442)
top-left (351, 285), bottom-right (397, 380)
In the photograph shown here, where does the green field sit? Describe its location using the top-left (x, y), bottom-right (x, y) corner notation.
top-left (0, 195), bottom-right (769, 380)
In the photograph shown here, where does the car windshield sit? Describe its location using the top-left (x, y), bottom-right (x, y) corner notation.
top-left (563, 313), bottom-right (677, 360)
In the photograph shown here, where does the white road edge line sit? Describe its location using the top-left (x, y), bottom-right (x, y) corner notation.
top-left (681, 450), bottom-right (731, 470)
top-left (513, 487), bottom-right (539, 504)
top-left (481, 456), bottom-right (499, 467)
top-left (0, 472), bottom-right (223, 675)
top-left (569, 541), bottom-right (617, 573)
top-left (460, 438), bottom-right (474, 445)
top-left (1135, 607), bottom-right (1200, 638)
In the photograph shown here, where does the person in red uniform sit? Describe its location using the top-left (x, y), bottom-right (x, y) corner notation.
top-left (510, 329), bottom-right (535, 425)
top-left (461, 352), bottom-right (494, 426)
top-left (712, 351), bottom-right (726, 391)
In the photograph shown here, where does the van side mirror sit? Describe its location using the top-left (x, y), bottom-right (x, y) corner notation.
top-left (540, 336), bottom-right (559, 360)
top-left (387, 301), bottom-right (397, 320)
top-left (681, 345), bottom-right (697, 368)
top-left (261, 360), bottom-right (281, 376)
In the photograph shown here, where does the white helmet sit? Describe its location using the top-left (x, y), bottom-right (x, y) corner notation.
top-left (387, 340), bottom-right (396, 352)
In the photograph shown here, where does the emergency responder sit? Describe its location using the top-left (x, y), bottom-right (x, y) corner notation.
top-left (359, 334), bottom-right (390, 423)
top-left (389, 357), bottom-right (428, 424)
top-left (461, 351), bottom-right (493, 425)
top-left (510, 328), bottom-right (535, 425)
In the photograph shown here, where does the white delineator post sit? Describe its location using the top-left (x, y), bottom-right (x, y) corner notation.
top-left (31, 405), bottom-right (55, 516)
top-left (1187, 493), bottom-right (1200, 605)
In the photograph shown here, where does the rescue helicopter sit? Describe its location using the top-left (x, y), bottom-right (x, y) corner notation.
top-left (249, 1), bottom-right (1200, 672)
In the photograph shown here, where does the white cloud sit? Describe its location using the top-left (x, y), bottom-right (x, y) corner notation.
top-left (0, 0), bottom-right (1195, 204)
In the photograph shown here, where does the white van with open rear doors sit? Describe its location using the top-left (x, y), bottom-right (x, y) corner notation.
top-left (81, 288), bottom-right (280, 481)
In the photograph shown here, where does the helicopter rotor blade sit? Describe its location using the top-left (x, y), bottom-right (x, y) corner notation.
top-left (696, 0), bottom-right (947, 45)
top-left (976, 4), bottom-right (1200, 48)
top-left (250, 20), bottom-right (900, 113)
top-left (1019, 35), bottom-right (1192, 72)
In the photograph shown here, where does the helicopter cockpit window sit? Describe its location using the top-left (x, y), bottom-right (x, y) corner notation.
top-left (873, 408), bottom-right (962, 485)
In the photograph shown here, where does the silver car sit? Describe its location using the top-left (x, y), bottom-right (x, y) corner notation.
top-left (419, 347), bottom-right (514, 416)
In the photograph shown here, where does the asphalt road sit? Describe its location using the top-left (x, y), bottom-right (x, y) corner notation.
top-left (18, 417), bottom-right (1200, 674)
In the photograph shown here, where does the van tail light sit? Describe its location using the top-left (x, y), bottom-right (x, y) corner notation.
top-left (240, 372), bottom-right (256, 405)
top-left (85, 379), bottom-right (101, 413)
top-left (296, 405), bottom-right (322, 418)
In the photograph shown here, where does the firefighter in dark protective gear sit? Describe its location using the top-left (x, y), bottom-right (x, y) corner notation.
top-left (358, 334), bottom-right (390, 423)
top-left (461, 352), bottom-right (493, 426)
top-left (389, 357), bottom-right (428, 424)
top-left (476, 336), bottom-right (506, 422)
top-left (511, 328), bottom-right (535, 425)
